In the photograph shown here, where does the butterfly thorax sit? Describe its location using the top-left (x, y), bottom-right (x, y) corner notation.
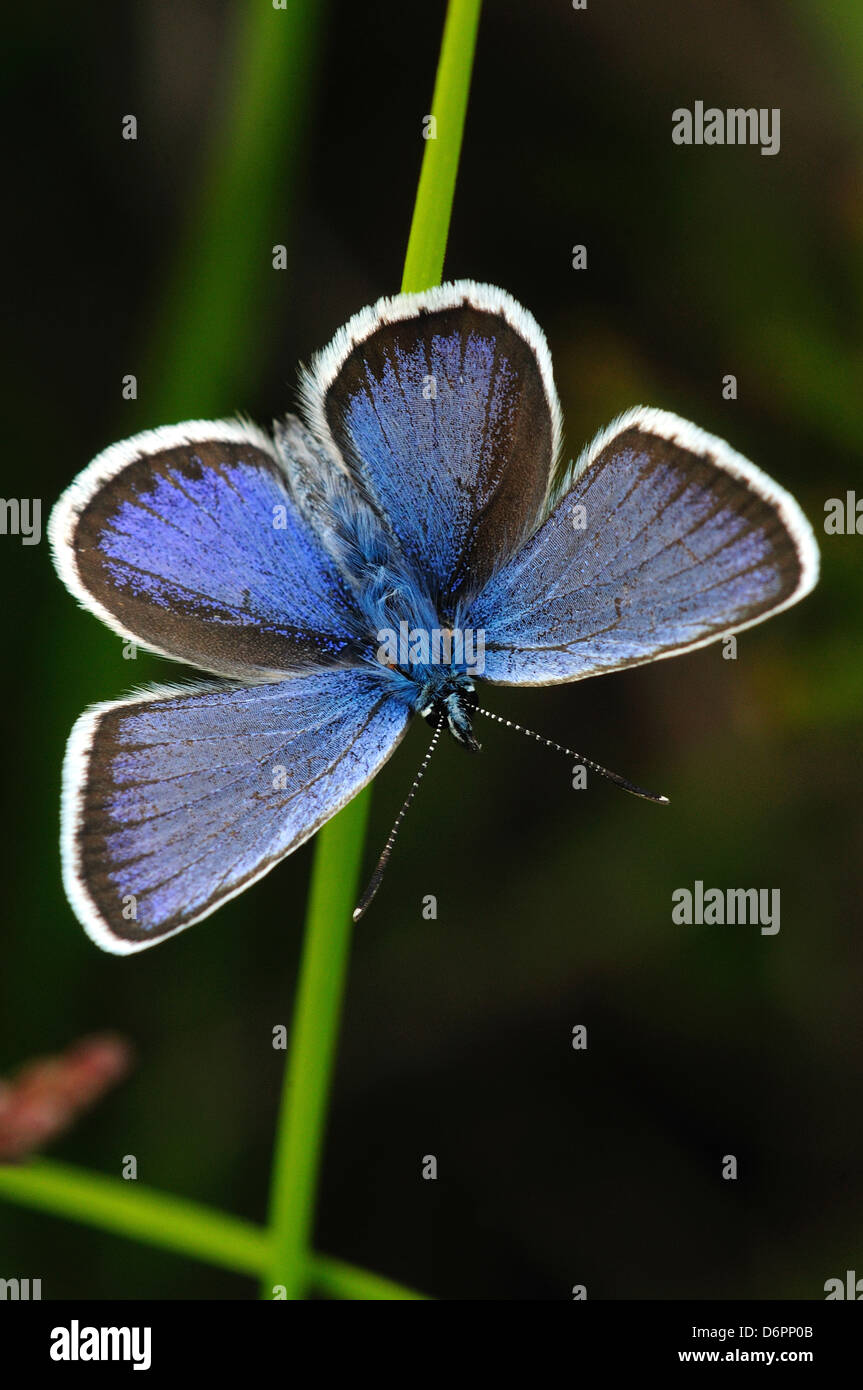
top-left (369, 620), bottom-right (481, 750)
top-left (317, 489), bottom-right (482, 748)
top-left (355, 566), bottom-right (481, 748)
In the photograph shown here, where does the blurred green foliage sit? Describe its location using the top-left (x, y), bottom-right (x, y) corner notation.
top-left (2, 0), bottom-right (861, 1299)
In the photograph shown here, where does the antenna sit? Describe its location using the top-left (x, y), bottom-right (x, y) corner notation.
top-left (353, 714), bottom-right (445, 922)
top-left (474, 706), bottom-right (669, 804)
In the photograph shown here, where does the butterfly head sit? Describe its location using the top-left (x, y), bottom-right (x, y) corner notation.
top-left (417, 673), bottom-right (480, 752)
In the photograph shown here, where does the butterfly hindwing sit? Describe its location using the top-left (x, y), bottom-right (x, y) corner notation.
top-left (63, 669), bottom-right (409, 953)
top-left (302, 281), bottom-right (563, 609)
top-left (49, 420), bottom-right (361, 679)
top-left (469, 407), bottom-right (819, 685)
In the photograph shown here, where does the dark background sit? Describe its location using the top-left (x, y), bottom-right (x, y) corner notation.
top-left (2, 0), bottom-right (861, 1299)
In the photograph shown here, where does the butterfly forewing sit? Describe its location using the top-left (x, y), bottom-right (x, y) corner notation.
top-left (49, 420), bottom-right (362, 679)
top-left (302, 282), bottom-right (563, 609)
top-left (469, 407), bottom-right (818, 685)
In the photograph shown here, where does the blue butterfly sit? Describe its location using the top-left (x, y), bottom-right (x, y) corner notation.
top-left (49, 281), bottom-right (819, 953)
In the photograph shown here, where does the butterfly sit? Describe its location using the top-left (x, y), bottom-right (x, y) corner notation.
top-left (49, 281), bottom-right (819, 954)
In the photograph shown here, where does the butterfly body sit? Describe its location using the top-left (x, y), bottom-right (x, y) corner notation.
top-left (266, 419), bottom-right (484, 746)
top-left (49, 281), bottom-right (818, 952)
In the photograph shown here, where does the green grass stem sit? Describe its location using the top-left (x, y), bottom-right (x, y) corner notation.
top-left (0, 0), bottom-right (482, 1303)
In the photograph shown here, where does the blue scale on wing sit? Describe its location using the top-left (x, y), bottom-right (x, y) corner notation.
top-left (469, 430), bottom-right (800, 685)
top-left (319, 304), bottom-right (556, 612)
top-left (74, 439), bottom-right (364, 677)
top-left (76, 669), bottom-right (408, 944)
